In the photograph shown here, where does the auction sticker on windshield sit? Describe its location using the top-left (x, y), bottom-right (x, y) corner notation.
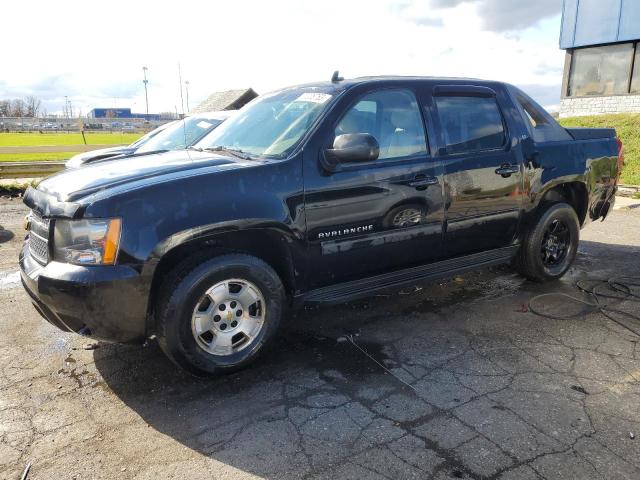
top-left (197, 121), bottom-right (213, 129)
top-left (295, 92), bottom-right (332, 104)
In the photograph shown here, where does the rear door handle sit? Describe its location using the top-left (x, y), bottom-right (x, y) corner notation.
top-left (409, 175), bottom-right (438, 189)
top-left (495, 164), bottom-right (520, 177)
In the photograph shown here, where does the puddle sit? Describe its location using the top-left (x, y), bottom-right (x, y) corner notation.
top-left (0, 270), bottom-right (20, 290)
top-left (266, 330), bottom-right (393, 381)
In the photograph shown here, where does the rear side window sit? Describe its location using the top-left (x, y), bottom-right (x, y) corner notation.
top-left (434, 96), bottom-right (505, 154)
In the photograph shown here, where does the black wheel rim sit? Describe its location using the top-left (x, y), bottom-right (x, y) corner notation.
top-left (540, 219), bottom-right (571, 267)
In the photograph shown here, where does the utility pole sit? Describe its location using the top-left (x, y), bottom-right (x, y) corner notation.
top-left (142, 66), bottom-right (149, 115)
top-left (185, 80), bottom-right (190, 112)
top-left (178, 62), bottom-right (185, 116)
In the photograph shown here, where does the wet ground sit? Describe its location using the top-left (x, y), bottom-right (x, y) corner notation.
top-left (2, 197), bottom-right (640, 479)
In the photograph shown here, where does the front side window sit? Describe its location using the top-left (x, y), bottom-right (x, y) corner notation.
top-left (334, 89), bottom-right (427, 160)
top-left (568, 43), bottom-right (635, 97)
top-left (434, 96), bottom-right (505, 154)
top-left (197, 88), bottom-right (335, 159)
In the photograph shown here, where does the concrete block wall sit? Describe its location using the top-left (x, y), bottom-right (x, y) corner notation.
top-left (560, 95), bottom-right (640, 117)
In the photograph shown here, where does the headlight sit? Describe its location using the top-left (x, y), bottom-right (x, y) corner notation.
top-left (53, 218), bottom-right (122, 265)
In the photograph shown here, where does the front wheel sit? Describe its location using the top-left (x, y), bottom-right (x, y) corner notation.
top-left (515, 202), bottom-right (580, 282)
top-left (156, 254), bottom-right (285, 375)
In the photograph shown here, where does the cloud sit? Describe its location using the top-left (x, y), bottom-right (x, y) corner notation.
top-left (478, 0), bottom-right (562, 32)
top-left (413, 15), bottom-right (444, 27)
top-left (516, 83), bottom-right (561, 108)
top-left (426, 0), bottom-right (561, 32)
top-left (0, 0), bottom-right (564, 116)
top-left (533, 62), bottom-right (564, 77)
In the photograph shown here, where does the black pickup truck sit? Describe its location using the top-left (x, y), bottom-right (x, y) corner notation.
top-left (20, 76), bottom-right (623, 375)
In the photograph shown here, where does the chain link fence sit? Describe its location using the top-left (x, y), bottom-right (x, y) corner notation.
top-left (0, 116), bottom-right (174, 133)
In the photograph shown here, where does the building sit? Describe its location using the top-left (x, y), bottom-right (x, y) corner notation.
top-left (190, 88), bottom-right (258, 114)
top-left (559, 0), bottom-right (640, 117)
top-left (87, 108), bottom-right (162, 121)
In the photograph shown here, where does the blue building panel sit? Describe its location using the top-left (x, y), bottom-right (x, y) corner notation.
top-left (619, 1), bottom-right (640, 41)
top-left (560, 0), bottom-right (579, 49)
top-left (88, 108), bottom-right (132, 119)
top-left (87, 108), bottom-right (160, 120)
top-left (561, 0), bottom-right (640, 49)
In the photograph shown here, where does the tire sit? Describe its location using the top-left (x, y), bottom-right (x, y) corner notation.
top-left (156, 253), bottom-right (285, 376)
top-left (515, 202), bottom-right (580, 282)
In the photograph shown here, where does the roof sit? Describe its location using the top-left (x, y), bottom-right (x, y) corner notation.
top-left (272, 76), bottom-right (498, 94)
top-left (560, 0), bottom-right (640, 49)
top-left (188, 110), bottom-right (235, 121)
top-left (190, 89), bottom-right (258, 114)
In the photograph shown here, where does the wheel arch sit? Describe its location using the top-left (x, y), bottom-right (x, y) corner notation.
top-left (145, 225), bottom-right (299, 336)
top-left (536, 181), bottom-right (589, 226)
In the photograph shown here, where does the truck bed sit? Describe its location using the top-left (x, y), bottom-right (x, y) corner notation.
top-left (566, 127), bottom-right (616, 140)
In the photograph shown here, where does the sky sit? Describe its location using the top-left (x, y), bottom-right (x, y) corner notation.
top-left (0, 0), bottom-right (565, 116)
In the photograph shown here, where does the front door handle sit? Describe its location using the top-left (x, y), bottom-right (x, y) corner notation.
top-left (409, 175), bottom-right (438, 189)
top-left (495, 164), bottom-right (520, 178)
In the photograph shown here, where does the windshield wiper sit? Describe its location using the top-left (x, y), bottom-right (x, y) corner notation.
top-left (203, 145), bottom-right (253, 160)
top-left (187, 145), bottom-right (203, 152)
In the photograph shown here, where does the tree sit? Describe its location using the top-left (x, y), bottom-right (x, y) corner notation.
top-left (10, 99), bottom-right (25, 117)
top-left (0, 100), bottom-right (10, 117)
top-left (24, 96), bottom-right (41, 117)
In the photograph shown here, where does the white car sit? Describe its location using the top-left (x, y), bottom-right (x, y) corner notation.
top-left (65, 111), bottom-right (234, 169)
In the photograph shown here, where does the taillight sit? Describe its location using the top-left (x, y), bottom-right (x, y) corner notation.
top-left (616, 137), bottom-right (624, 166)
top-left (616, 137), bottom-right (624, 182)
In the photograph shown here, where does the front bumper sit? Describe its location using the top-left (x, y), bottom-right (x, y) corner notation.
top-left (19, 242), bottom-right (149, 343)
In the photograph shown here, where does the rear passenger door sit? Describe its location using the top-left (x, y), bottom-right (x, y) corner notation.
top-left (431, 86), bottom-right (523, 256)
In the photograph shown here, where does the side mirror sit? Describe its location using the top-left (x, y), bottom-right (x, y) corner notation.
top-left (326, 133), bottom-right (379, 163)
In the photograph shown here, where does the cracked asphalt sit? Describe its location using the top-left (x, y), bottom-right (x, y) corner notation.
top-left (2, 197), bottom-right (640, 479)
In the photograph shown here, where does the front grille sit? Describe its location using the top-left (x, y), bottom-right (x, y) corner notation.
top-left (28, 213), bottom-right (50, 265)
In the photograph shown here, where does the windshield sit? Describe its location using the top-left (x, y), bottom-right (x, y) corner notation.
top-left (129, 122), bottom-right (175, 148)
top-left (195, 88), bottom-right (334, 158)
top-left (136, 116), bottom-right (225, 153)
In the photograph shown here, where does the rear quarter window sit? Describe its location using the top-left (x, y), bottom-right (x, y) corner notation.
top-left (509, 86), bottom-right (572, 143)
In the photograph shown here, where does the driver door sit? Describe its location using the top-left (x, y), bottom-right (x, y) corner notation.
top-left (303, 87), bottom-right (445, 290)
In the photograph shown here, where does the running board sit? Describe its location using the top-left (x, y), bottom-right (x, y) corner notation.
top-left (301, 245), bottom-right (519, 305)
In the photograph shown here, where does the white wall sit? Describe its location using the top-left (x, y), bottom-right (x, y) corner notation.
top-left (560, 95), bottom-right (640, 117)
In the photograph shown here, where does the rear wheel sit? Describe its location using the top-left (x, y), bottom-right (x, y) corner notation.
top-left (515, 202), bottom-right (580, 282)
top-left (156, 254), bottom-right (285, 375)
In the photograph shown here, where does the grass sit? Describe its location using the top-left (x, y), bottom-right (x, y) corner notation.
top-left (0, 179), bottom-right (39, 197)
top-left (0, 132), bottom-right (141, 147)
top-left (0, 152), bottom-right (78, 162)
top-left (559, 113), bottom-right (640, 186)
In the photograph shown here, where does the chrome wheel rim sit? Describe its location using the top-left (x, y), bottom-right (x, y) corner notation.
top-left (392, 208), bottom-right (423, 227)
top-left (191, 279), bottom-right (265, 356)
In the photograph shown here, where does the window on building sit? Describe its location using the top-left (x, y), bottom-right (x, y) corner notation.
top-left (335, 89), bottom-right (428, 160)
top-left (568, 43), bottom-right (635, 97)
top-left (434, 96), bottom-right (505, 154)
top-left (632, 46), bottom-right (640, 94)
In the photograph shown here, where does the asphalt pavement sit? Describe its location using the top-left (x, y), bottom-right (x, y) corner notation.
top-left (1, 197), bottom-right (640, 479)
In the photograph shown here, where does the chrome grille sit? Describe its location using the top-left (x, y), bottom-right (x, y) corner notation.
top-left (28, 213), bottom-right (50, 265)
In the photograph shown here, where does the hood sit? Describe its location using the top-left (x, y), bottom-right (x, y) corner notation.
top-left (36, 149), bottom-right (253, 203)
top-left (65, 146), bottom-right (134, 169)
